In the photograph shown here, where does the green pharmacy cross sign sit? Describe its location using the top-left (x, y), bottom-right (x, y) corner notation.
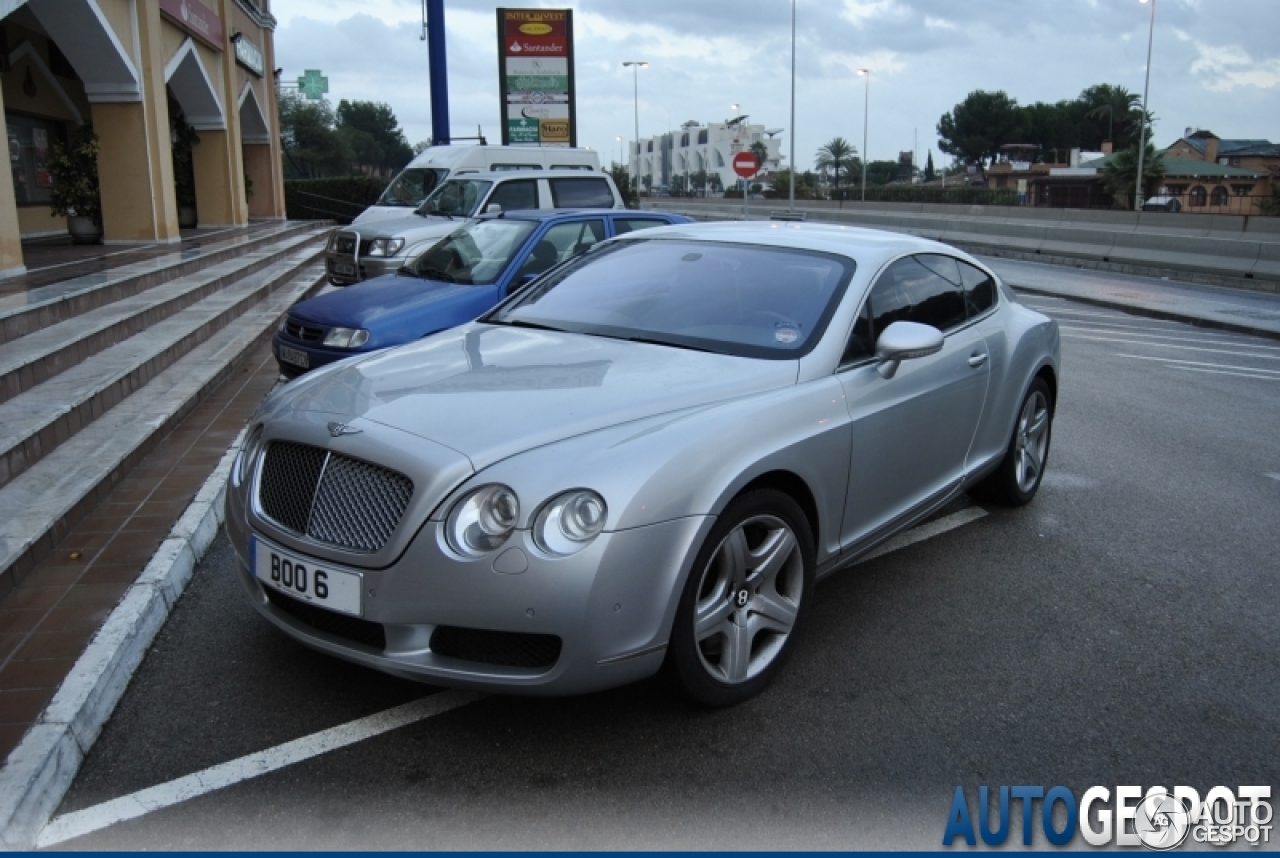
top-left (297, 70), bottom-right (329, 101)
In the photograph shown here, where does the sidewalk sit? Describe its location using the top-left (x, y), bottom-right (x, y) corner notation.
top-left (981, 255), bottom-right (1280, 341)
top-left (2, 253), bottom-right (1280, 847)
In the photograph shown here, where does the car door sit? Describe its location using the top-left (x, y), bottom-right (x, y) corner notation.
top-left (501, 218), bottom-right (607, 297)
top-left (836, 254), bottom-right (991, 550)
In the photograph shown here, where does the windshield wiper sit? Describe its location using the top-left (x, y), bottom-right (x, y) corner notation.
top-left (418, 267), bottom-right (459, 283)
top-left (487, 318), bottom-right (568, 332)
top-left (416, 207), bottom-right (455, 219)
top-left (604, 333), bottom-right (715, 353)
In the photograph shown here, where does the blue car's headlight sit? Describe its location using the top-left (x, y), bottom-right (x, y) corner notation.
top-left (365, 238), bottom-right (404, 257)
top-left (533, 490), bottom-right (607, 556)
top-left (446, 484), bottom-right (520, 557)
top-left (322, 327), bottom-right (370, 349)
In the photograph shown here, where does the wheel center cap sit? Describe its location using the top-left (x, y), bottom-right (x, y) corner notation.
top-left (732, 588), bottom-right (751, 608)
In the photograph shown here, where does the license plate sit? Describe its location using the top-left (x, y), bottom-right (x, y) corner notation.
top-left (277, 344), bottom-right (309, 368)
top-left (252, 536), bottom-right (362, 616)
top-left (332, 262), bottom-right (356, 276)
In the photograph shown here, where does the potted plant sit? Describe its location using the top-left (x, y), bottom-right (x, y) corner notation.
top-left (48, 127), bottom-right (103, 244)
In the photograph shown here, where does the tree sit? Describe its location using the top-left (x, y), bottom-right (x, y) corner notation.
top-left (815, 136), bottom-right (857, 198)
top-left (1102, 142), bottom-right (1166, 208)
top-left (770, 168), bottom-right (813, 200)
top-left (278, 91), bottom-right (351, 178)
top-left (413, 139), bottom-right (432, 156)
top-left (749, 140), bottom-right (769, 175)
top-left (936, 90), bottom-right (1023, 182)
top-left (1081, 84), bottom-right (1145, 150)
top-left (608, 163), bottom-right (638, 208)
top-left (335, 100), bottom-right (413, 176)
top-left (924, 150), bottom-right (936, 183)
top-left (864, 160), bottom-right (900, 186)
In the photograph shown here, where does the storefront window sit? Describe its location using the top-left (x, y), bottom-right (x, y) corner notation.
top-left (6, 113), bottom-right (66, 206)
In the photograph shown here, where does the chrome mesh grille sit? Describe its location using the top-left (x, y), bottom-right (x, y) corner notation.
top-left (258, 441), bottom-right (413, 553)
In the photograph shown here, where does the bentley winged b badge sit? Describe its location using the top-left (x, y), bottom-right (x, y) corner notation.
top-left (327, 422), bottom-right (362, 437)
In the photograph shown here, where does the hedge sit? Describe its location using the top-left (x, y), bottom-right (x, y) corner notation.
top-left (284, 176), bottom-right (390, 223)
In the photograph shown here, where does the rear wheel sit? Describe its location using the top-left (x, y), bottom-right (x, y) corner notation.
top-left (973, 377), bottom-right (1053, 506)
top-left (667, 490), bottom-right (814, 707)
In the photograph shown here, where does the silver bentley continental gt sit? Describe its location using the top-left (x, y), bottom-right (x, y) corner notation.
top-left (226, 222), bottom-right (1060, 707)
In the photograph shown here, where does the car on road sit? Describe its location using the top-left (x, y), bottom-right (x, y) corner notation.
top-left (229, 222), bottom-right (1060, 706)
top-left (275, 209), bottom-right (693, 379)
top-left (325, 169), bottom-right (626, 285)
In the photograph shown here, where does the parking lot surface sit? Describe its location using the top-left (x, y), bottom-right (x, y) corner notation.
top-left (39, 286), bottom-right (1280, 850)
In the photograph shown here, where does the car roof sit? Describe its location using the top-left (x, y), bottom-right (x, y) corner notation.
top-left (486, 209), bottom-right (690, 223)
top-left (444, 169), bottom-right (609, 181)
top-left (610, 220), bottom-right (972, 267)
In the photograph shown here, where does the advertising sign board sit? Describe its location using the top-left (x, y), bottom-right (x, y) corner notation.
top-left (497, 9), bottom-right (576, 147)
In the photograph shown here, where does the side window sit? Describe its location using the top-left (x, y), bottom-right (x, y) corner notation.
top-left (486, 180), bottom-right (538, 212)
top-left (613, 217), bottom-right (668, 235)
top-left (867, 255), bottom-right (966, 337)
top-left (841, 299), bottom-right (875, 364)
top-left (549, 164), bottom-right (594, 171)
top-left (517, 220), bottom-right (606, 278)
top-left (488, 163), bottom-right (543, 171)
top-left (957, 260), bottom-right (997, 317)
top-left (549, 178), bottom-right (615, 208)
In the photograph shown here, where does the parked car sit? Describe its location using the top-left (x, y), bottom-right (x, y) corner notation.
top-left (353, 144), bottom-right (601, 227)
top-left (1141, 195), bottom-right (1183, 213)
top-left (325, 169), bottom-right (626, 285)
top-left (276, 209), bottom-right (693, 378)
top-left (230, 222), bottom-right (1060, 707)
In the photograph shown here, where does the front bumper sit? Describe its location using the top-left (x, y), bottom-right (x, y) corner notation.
top-left (226, 486), bottom-right (709, 695)
top-left (271, 333), bottom-right (361, 379)
top-left (324, 250), bottom-right (402, 285)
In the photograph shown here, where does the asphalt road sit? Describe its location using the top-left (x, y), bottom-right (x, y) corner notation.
top-left (42, 286), bottom-right (1280, 850)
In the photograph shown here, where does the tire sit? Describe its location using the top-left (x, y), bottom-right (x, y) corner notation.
top-left (973, 377), bottom-right (1053, 506)
top-left (667, 489), bottom-right (815, 707)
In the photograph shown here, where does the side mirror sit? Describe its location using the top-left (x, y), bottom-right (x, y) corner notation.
top-left (874, 321), bottom-right (944, 379)
top-left (485, 203), bottom-right (503, 215)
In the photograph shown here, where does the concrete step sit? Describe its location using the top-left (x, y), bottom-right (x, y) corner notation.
top-left (0, 221), bottom-right (324, 347)
top-left (0, 244), bottom-right (324, 492)
top-left (0, 227), bottom-right (327, 406)
top-left (0, 262), bottom-right (327, 591)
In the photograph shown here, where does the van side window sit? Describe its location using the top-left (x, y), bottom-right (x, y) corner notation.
top-left (489, 164), bottom-right (543, 171)
top-left (550, 165), bottom-right (594, 171)
top-left (486, 180), bottom-right (538, 212)
top-left (549, 178), bottom-right (615, 208)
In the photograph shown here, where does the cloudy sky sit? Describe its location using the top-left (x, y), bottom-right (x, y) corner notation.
top-left (270, 0), bottom-right (1279, 170)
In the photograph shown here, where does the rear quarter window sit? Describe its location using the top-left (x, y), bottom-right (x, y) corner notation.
top-left (549, 178), bottom-right (615, 208)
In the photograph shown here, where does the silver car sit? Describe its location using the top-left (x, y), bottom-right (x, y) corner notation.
top-left (227, 223), bottom-right (1060, 707)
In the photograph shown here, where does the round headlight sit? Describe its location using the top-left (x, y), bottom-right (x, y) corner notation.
top-left (533, 490), bottom-right (607, 556)
top-left (446, 484), bottom-right (520, 557)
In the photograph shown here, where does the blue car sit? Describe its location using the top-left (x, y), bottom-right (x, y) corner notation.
top-left (273, 209), bottom-right (693, 378)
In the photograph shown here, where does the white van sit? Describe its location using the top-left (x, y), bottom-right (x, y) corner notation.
top-left (353, 145), bottom-right (601, 226)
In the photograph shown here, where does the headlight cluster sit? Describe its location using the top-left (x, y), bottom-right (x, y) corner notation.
top-left (365, 238), bottom-right (404, 257)
top-left (322, 327), bottom-right (370, 349)
top-left (445, 485), bottom-right (607, 559)
top-left (234, 423), bottom-right (265, 485)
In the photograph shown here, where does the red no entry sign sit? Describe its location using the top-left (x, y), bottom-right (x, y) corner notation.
top-left (732, 151), bottom-right (759, 178)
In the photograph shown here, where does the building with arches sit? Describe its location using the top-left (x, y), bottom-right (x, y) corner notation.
top-left (629, 119), bottom-right (783, 194)
top-left (0, 0), bottom-right (285, 278)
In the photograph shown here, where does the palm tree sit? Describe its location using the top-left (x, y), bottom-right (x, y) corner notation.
top-left (815, 136), bottom-right (857, 200)
top-left (1102, 142), bottom-right (1166, 208)
top-left (1084, 85), bottom-right (1144, 148)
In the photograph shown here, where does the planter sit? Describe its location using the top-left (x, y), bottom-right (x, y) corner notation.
top-left (67, 215), bottom-right (103, 245)
top-left (178, 205), bottom-right (198, 229)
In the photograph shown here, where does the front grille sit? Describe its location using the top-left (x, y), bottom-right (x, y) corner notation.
top-left (258, 441), bottom-right (413, 552)
top-left (430, 626), bottom-right (562, 669)
top-left (284, 317), bottom-right (324, 343)
top-left (266, 589), bottom-right (386, 650)
top-left (332, 234), bottom-right (372, 256)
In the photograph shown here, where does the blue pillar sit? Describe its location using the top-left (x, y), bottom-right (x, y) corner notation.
top-left (427, 0), bottom-right (450, 145)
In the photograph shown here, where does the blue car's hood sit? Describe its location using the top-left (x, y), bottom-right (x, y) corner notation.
top-left (292, 274), bottom-right (482, 330)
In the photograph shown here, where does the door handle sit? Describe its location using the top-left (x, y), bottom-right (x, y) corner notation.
top-left (968, 352), bottom-right (988, 368)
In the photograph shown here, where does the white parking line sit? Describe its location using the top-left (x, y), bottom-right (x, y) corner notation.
top-left (1171, 366), bottom-right (1280, 381)
top-left (1058, 324), bottom-right (1280, 351)
top-left (37, 506), bottom-right (992, 846)
top-left (1267, 474), bottom-right (1280, 482)
top-left (1065, 332), bottom-right (1280, 362)
top-left (37, 691), bottom-right (485, 848)
top-left (1117, 353), bottom-right (1280, 376)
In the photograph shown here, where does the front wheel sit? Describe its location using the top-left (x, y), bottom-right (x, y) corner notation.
top-left (973, 377), bottom-right (1053, 506)
top-left (667, 490), bottom-right (814, 707)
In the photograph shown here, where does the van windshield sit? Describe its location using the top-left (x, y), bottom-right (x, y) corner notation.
top-left (415, 179), bottom-right (492, 218)
top-left (375, 168), bottom-right (449, 207)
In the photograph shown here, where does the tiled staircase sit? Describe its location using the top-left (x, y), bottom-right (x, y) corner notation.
top-left (0, 222), bottom-right (331, 597)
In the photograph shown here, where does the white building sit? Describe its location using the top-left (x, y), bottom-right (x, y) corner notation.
top-left (629, 118), bottom-right (784, 192)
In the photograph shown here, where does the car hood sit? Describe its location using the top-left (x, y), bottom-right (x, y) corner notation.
top-left (345, 214), bottom-right (459, 242)
top-left (276, 324), bottom-right (799, 469)
top-left (290, 275), bottom-right (483, 329)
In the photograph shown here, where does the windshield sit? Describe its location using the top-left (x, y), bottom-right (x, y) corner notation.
top-left (409, 219), bottom-right (537, 285)
top-left (415, 179), bottom-right (492, 218)
top-left (486, 239), bottom-right (855, 359)
top-left (375, 168), bottom-right (449, 207)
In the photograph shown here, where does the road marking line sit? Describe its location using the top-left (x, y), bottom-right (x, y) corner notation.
top-left (1058, 324), bottom-right (1280, 351)
top-left (1170, 366), bottom-right (1280, 381)
top-left (37, 690), bottom-right (485, 848)
top-left (855, 506), bottom-right (988, 565)
top-left (1066, 333), bottom-right (1280, 361)
top-left (1266, 473), bottom-right (1280, 482)
top-left (1116, 353), bottom-right (1280, 376)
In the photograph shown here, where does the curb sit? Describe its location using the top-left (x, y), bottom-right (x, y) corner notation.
top-left (1009, 284), bottom-right (1280, 344)
top-left (0, 426), bottom-right (248, 850)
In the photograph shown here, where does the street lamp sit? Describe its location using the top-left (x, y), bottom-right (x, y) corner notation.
top-left (789, 0), bottom-right (796, 213)
top-left (857, 68), bottom-right (870, 202)
top-left (616, 135), bottom-right (623, 169)
top-left (622, 61), bottom-right (647, 182)
top-left (1134, 0), bottom-right (1156, 211)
